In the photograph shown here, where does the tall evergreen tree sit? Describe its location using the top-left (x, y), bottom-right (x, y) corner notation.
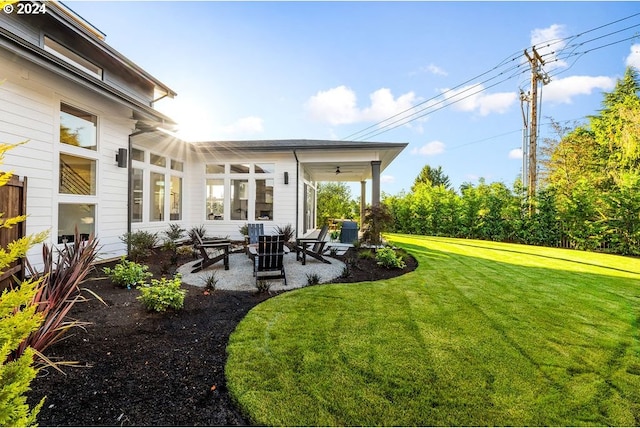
top-left (412, 165), bottom-right (451, 191)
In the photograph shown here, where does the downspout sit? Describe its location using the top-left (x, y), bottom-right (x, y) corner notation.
top-left (293, 149), bottom-right (299, 239)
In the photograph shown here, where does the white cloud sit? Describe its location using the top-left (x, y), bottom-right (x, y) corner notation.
top-left (305, 86), bottom-right (418, 125)
top-left (305, 86), bottom-right (358, 125)
top-left (442, 84), bottom-right (517, 116)
top-left (381, 175), bottom-right (395, 184)
top-left (426, 63), bottom-right (448, 76)
top-left (220, 116), bottom-right (264, 135)
top-left (411, 140), bottom-right (445, 156)
top-left (543, 75), bottom-right (615, 104)
top-left (626, 43), bottom-right (640, 69)
top-left (530, 24), bottom-right (568, 70)
top-left (508, 148), bottom-right (523, 160)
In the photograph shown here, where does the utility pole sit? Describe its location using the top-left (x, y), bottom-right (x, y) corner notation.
top-left (523, 47), bottom-right (549, 208)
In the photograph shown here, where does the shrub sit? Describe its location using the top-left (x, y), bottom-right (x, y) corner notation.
top-left (18, 228), bottom-right (102, 363)
top-left (358, 249), bottom-right (375, 260)
top-left (177, 245), bottom-right (195, 258)
top-left (0, 280), bottom-right (45, 427)
top-left (202, 272), bottom-right (218, 292)
top-left (274, 223), bottom-right (295, 246)
top-left (121, 231), bottom-right (158, 262)
top-left (238, 223), bottom-right (249, 237)
top-left (103, 258), bottom-right (152, 289)
top-left (340, 264), bottom-right (351, 278)
top-left (255, 280), bottom-right (271, 293)
top-left (306, 273), bottom-right (321, 286)
top-left (375, 247), bottom-right (407, 269)
top-left (137, 275), bottom-right (186, 312)
top-left (164, 223), bottom-right (186, 242)
top-left (189, 225), bottom-right (208, 244)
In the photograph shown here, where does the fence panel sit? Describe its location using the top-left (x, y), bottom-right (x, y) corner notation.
top-left (0, 175), bottom-right (27, 290)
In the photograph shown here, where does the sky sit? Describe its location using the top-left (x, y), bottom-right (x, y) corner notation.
top-left (65, 1), bottom-right (640, 195)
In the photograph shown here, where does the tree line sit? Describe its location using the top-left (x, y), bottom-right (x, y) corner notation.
top-left (382, 67), bottom-right (640, 256)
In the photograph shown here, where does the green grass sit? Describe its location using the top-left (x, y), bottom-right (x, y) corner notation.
top-left (226, 234), bottom-right (640, 426)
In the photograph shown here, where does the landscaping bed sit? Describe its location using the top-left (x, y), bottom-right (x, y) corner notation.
top-left (27, 245), bottom-right (416, 426)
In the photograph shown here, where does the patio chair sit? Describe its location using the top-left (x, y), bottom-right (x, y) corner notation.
top-left (191, 232), bottom-right (231, 273)
top-left (254, 234), bottom-right (287, 286)
top-left (245, 223), bottom-right (264, 257)
top-left (294, 224), bottom-right (331, 265)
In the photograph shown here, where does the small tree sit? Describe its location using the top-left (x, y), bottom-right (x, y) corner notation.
top-left (0, 141), bottom-right (48, 426)
top-left (361, 203), bottom-right (393, 246)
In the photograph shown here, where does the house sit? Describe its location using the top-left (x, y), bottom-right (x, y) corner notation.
top-left (0, 1), bottom-right (407, 267)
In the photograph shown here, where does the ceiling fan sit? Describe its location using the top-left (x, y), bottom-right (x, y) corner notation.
top-left (328, 166), bottom-right (353, 175)
top-left (334, 166), bottom-right (354, 175)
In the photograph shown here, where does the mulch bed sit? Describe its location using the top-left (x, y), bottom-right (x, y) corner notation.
top-left (27, 246), bottom-right (417, 426)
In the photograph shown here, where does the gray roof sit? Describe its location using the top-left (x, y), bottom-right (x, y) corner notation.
top-left (190, 139), bottom-right (408, 153)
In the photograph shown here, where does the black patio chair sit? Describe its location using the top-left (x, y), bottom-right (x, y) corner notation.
top-left (254, 234), bottom-right (287, 286)
top-left (294, 224), bottom-right (331, 265)
top-left (191, 232), bottom-right (231, 273)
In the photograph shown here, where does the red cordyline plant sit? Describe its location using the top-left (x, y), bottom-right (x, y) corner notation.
top-left (10, 228), bottom-right (102, 369)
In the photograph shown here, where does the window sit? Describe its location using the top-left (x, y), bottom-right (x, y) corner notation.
top-left (206, 164), bottom-right (224, 174)
top-left (132, 168), bottom-right (143, 223)
top-left (255, 163), bottom-right (275, 174)
top-left (171, 159), bottom-right (183, 172)
top-left (170, 176), bottom-right (182, 221)
top-left (58, 203), bottom-right (95, 244)
top-left (59, 153), bottom-right (96, 195)
top-left (230, 164), bottom-right (250, 174)
top-left (150, 153), bottom-right (166, 167)
top-left (150, 172), bottom-right (165, 221)
top-left (45, 36), bottom-right (103, 79)
top-left (206, 179), bottom-right (224, 220)
top-left (60, 103), bottom-right (97, 150)
top-left (230, 179), bottom-right (248, 220)
top-left (131, 148), bottom-right (145, 162)
top-left (255, 179), bottom-right (274, 220)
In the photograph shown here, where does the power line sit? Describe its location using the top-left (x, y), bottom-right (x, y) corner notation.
top-left (341, 13), bottom-right (640, 142)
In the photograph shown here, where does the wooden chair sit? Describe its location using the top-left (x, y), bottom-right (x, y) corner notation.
top-left (191, 232), bottom-right (231, 273)
top-left (294, 224), bottom-right (331, 265)
top-left (245, 223), bottom-right (265, 257)
top-left (254, 234), bottom-right (287, 286)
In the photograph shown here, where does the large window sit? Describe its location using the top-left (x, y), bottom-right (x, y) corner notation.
top-left (132, 168), bottom-right (143, 223)
top-left (59, 153), bottom-right (96, 195)
top-left (255, 179), bottom-right (274, 220)
top-left (205, 163), bottom-right (277, 221)
top-left (230, 179), bottom-right (248, 220)
top-left (60, 103), bottom-right (97, 150)
top-left (170, 176), bottom-right (182, 221)
top-left (58, 203), bottom-right (95, 244)
top-left (206, 179), bottom-right (224, 220)
top-left (150, 172), bottom-right (165, 222)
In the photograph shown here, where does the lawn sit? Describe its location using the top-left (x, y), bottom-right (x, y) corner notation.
top-left (226, 234), bottom-right (640, 426)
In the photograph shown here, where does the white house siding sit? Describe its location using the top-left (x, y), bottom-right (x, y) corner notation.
top-left (0, 48), bottom-right (137, 267)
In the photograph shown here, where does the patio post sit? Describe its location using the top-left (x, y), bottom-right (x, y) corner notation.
top-left (360, 180), bottom-right (366, 223)
top-left (371, 160), bottom-right (381, 206)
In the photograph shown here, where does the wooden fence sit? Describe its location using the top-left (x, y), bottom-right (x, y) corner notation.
top-left (0, 175), bottom-right (27, 291)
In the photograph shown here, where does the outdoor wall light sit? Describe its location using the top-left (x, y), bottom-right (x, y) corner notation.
top-left (284, 171), bottom-right (289, 184)
top-left (116, 148), bottom-right (127, 168)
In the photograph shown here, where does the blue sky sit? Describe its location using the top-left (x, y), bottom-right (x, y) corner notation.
top-left (67, 1), bottom-right (640, 195)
